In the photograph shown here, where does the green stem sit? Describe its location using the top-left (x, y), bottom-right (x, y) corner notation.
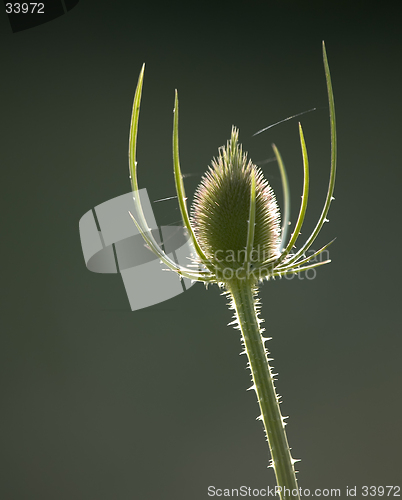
top-left (227, 279), bottom-right (300, 500)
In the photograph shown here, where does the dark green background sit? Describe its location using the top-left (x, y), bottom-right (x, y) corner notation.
top-left (1, 2), bottom-right (401, 499)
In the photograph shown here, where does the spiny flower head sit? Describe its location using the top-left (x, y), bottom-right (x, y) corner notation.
top-left (191, 127), bottom-right (281, 273)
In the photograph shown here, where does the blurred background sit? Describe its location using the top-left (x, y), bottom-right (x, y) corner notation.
top-left (1, 1), bottom-right (401, 498)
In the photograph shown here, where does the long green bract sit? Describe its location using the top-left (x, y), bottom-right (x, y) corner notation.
top-left (256, 123), bottom-right (309, 271)
top-left (128, 66), bottom-right (213, 281)
top-left (173, 91), bottom-right (215, 274)
top-left (245, 168), bottom-right (256, 265)
top-left (272, 144), bottom-right (291, 251)
top-left (280, 41), bottom-right (337, 267)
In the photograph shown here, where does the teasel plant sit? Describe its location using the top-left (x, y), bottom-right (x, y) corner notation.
top-left (127, 42), bottom-right (336, 500)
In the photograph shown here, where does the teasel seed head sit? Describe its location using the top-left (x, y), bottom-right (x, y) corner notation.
top-left (191, 127), bottom-right (281, 277)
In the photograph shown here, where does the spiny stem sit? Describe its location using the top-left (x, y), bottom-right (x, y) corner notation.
top-left (227, 279), bottom-right (300, 500)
